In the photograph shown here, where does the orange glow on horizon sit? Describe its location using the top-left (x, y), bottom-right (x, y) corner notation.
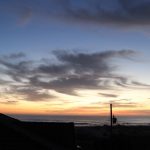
top-left (1, 106), bottom-right (150, 116)
top-left (0, 88), bottom-right (150, 116)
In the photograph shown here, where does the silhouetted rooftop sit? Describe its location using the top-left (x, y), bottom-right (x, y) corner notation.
top-left (0, 113), bottom-right (20, 123)
top-left (0, 113), bottom-right (76, 150)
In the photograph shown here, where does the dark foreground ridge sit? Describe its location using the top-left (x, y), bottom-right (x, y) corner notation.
top-left (1, 113), bottom-right (150, 150)
top-left (0, 113), bottom-right (76, 150)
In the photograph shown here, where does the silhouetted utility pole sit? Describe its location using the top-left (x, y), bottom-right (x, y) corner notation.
top-left (110, 104), bottom-right (113, 150)
top-left (110, 104), bottom-right (113, 130)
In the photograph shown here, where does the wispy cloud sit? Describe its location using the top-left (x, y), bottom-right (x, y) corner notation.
top-left (0, 50), bottom-right (149, 101)
top-left (14, 87), bottom-right (55, 101)
top-left (0, 100), bottom-right (18, 105)
top-left (1, 52), bottom-right (26, 60)
top-left (29, 50), bottom-right (137, 95)
top-left (97, 99), bottom-right (142, 108)
top-left (99, 93), bottom-right (119, 98)
top-left (2, 0), bottom-right (150, 27)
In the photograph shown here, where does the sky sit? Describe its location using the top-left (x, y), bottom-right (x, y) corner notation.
top-left (0, 0), bottom-right (150, 116)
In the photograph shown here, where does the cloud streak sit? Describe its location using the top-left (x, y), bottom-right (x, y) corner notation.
top-left (0, 100), bottom-right (18, 105)
top-left (99, 93), bottom-right (119, 98)
top-left (2, 0), bottom-right (150, 27)
top-left (30, 50), bottom-right (137, 95)
top-left (17, 88), bottom-right (54, 101)
top-left (0, 50), bottom-right (149, 101)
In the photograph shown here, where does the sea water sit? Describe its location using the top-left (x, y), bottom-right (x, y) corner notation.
top-left (10, 114), bottom-right (150, 126)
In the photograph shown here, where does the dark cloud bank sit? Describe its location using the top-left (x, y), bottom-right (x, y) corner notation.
top-left (1, 0), bottom-right (150, 27)
top-left (0, 50), bottom-right (149, 102)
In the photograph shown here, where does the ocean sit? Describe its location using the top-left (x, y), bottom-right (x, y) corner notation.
top-left (9, 115), bottom-right (150, 126)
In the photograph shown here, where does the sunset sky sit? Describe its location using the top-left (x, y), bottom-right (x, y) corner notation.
top-left (0, 0), bottom-right (150, 116)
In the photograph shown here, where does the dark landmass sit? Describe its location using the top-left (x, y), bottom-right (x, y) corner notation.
top-left (0, 113), bottom-right (75, 150)
top-left (76, 125), bottom-right (150, 150)
top-left (0, 113), bottom-right (150, 150)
